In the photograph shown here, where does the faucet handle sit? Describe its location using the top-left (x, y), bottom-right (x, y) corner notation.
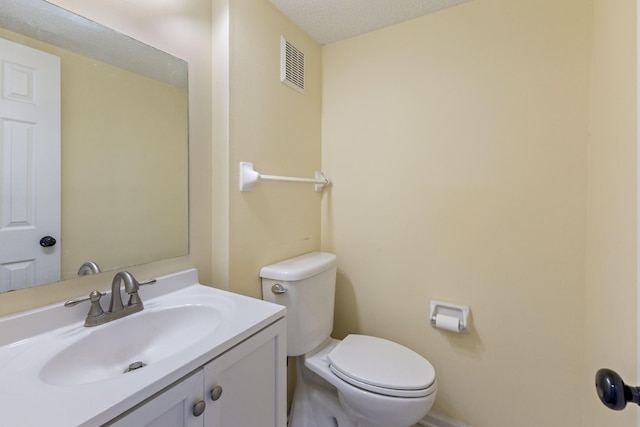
top-left (65, 290), bottom-right (106, 325)
top-left (127, 278), bottom-right (156, 306)
top-left (64, 290), bottom-right (105, 308)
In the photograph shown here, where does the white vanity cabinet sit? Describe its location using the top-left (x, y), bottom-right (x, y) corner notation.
top-left (107, 320), bottom-right (286, 427)
top-left (108, 369), bottom-right (205, 427)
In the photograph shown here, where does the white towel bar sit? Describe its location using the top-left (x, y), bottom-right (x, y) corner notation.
top-left (239, 162), bottom-right (331, 192)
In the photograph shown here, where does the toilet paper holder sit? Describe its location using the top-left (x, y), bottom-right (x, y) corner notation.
top-left (429, 301), bottom-right (470, 334)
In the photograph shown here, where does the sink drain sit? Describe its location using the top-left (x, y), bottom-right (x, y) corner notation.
top-left (123, 361), bottom-right (147, 373)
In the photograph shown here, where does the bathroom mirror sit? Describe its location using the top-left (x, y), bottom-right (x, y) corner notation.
top-left (0, 0), bottom-right (189, 292)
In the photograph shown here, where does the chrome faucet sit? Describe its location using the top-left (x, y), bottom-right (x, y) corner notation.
top-left (64, 271), bottom-right (156, 327)
top-left (109, 271), bottom-right (141, 313)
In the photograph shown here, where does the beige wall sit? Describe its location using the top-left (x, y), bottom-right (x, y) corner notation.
top-left (322, 1), bottom-right (593, 425)
top-left (583, 0), bottom-right (637, 425)
top-left (60, 55), bottom-right (188, 279)
top-left (224, 0), bottom-right (323, 298)
top-left (0, 0), bottom-right (211, 315)
top-left (211, 0), bottom-right (231, 291)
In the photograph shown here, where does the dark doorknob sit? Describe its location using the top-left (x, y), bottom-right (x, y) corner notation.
top-left (39, 236), bottom-right (57, 247)
top-left (595, 368), bottom-right (640, 410)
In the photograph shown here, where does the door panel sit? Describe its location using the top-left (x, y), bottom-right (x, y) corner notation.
top-left (0, 37), bottom-right (60, 291)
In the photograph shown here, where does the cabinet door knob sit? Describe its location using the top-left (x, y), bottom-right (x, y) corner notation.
top-left (210, 385), bottom-right (223, 401)
top-left (192, 400), bottom-right (206, 417)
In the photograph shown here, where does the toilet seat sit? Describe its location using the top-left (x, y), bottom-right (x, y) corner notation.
top-left (328, 335), bottom-right (436, 398)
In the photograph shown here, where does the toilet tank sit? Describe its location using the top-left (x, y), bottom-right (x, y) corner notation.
top-left (260, 252), bottom-right (337, 356)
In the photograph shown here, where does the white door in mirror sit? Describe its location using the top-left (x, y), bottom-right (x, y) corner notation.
top-left (0, 38), bottom-right (61, 291)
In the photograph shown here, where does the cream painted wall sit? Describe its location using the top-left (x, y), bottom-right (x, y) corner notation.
top-left (225, 0), bottom-right (322, 298)
top-left (212, 0), bottom-right (231, 291)
top-left (583, 0), bottom-right (637, 425)
top-left (0, 0), bottom-right (212, 316)
top-left (322, 1), bottom-right (592, 425)
top-left (60, 54), bottom-right (188, 279)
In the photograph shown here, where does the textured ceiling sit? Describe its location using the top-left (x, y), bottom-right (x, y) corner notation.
top-left (2, 0), bottom-right (187, 87)
top-left (269, 0), bottom-right (472, 45)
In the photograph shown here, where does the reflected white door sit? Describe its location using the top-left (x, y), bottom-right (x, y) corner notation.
top-left (0, 38), bottom-right (60, 291)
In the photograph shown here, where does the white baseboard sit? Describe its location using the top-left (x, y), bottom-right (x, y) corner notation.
top-left (418, 411), bottom-right (472, 427)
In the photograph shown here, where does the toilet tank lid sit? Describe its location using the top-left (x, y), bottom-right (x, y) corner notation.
top-left (259, 252), bottom-right (337, 281)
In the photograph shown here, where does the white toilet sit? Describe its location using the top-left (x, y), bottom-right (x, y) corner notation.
top-left (260, 252), bottom-right (437, 427)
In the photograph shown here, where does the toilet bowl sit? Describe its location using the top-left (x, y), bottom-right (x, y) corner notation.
top-left (260, 252), bottom-right (437, 427)
top-left (298, 337), bottom-right (437, 427)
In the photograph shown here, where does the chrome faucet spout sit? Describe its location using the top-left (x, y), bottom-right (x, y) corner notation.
top-left (109, 271), bottom-right (139, 313)
top-left (77, 261), bottom-right (101, 276)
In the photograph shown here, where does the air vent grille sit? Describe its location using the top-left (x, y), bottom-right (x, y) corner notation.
top-left (280, 36), bottom-right (305, 93)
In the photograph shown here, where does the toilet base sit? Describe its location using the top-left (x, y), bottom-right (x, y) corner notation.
top-left (289, 362), bottom-right (356, 427)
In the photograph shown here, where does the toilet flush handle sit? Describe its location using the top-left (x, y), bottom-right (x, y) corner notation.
top-left (271, 283), bottom-right (287, 295)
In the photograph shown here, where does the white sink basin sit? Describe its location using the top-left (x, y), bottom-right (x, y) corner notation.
top-left (40, 303), bottom-right (227, 386)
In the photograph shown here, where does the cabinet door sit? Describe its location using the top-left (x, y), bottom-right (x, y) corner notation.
top-left (107, 369), bottom-right (205, 427)
top-left (204, 321), bottom-right (286, 427)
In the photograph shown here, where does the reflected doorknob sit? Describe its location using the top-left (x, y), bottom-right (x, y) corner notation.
top-left (39, 236), bottom-right (57, 247)
top-left (595, 368), bottom-right (640, 410)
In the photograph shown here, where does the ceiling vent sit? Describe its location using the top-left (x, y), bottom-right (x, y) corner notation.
top-left (280, 36), bottom-right (305, 94)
